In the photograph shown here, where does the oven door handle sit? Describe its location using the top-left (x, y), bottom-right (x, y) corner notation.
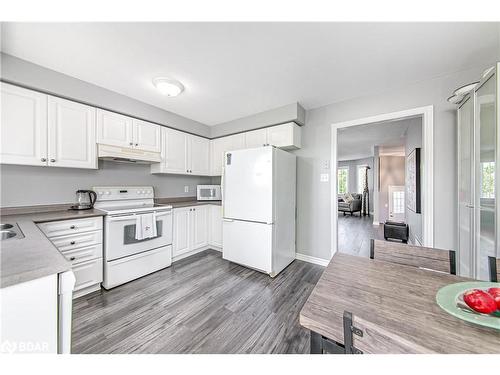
top-left (108, 210), bottom-right (171, 222)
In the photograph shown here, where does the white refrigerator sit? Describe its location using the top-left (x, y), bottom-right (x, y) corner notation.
top-left (222, 146), bottom-right (296, 277)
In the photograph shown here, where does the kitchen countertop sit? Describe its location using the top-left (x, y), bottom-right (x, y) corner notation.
top-left (0, 208), bottom-right (106, 289)
top-left (155, 197), bottom-right (222, 209)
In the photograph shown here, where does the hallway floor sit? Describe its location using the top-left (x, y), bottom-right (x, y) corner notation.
top-left (338, 213), bottom-right (384, 257)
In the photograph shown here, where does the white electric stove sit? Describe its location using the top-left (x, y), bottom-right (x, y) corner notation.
top-left (93, 186), bottom-right (173, 289)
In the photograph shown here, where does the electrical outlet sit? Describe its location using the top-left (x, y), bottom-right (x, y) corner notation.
top-left (320, 173), bottom-right (329, 182)
top-left (184, 186), bottom-right (189, 193)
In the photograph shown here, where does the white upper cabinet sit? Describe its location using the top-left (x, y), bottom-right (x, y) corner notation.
top-left (47, 96), bottom-right (97, 169)
top-left (97, 109), bottom-right (161, 152)
top-left (132, 119), bottom-right (161, 152)
top-left (188, 135), bottom-right (210, 175)
top-left (210, 133), bottom-right (245, 176)
top-left (151, 127), bottom-right (187, 174)
top-left (152, 128), bottom-right (210, 176)
top-left (97, 109), bottom-right (133, 148)
top-left (1, 83), bottom-right (48, 166)
top-left (266, 122), bottom-right (301, 150)
top-left (245, 128), bottom-right (268, 148)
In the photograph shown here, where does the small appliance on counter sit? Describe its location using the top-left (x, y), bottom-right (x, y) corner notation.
top-left (70, 189), bottom-right (97, 210)
top-left (197, 185), bottom-right (222, 201)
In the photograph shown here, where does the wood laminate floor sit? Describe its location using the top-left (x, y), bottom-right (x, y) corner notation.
top-left (71, 249), bottom-right (324, 354)
top-left (338, 213), bottom-right (384, 257)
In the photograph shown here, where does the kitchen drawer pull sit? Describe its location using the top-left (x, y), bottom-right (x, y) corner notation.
top-left (135, 143), bottom-right (138, 146)
top-left (70, 225), bottom-right (76, 229)
top-left (41, 158), bottom-right (47, 162)
top-left (70, 257), bottom-right (76, 261)
top-left (50, 159), bottom-right (56, 163)
top-left (129, 142), bottom-right (133, 146)
top-left (70, 241), bottom-right (76, 245)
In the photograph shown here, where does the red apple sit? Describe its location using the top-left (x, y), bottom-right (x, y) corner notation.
top-left (463, 289), bottom-right (497, 314)
top-left (487, 287), bottom-right (500, 310)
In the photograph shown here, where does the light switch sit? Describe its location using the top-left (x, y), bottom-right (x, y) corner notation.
top-left (322, 160), bottom-right (330, 170)
top-left (184, 186), bottom-right (189, 193)
top-left (320, 173), bottom-right (329, 182)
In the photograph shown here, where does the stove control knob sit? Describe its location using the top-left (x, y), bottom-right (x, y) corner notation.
top-left (105, 191), bottom-right (110, 195)
top-left (98, 191), bottom-right (103, 195)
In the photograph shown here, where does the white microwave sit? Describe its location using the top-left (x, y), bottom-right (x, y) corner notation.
top-left (197, 185), bottom-right (222, 201)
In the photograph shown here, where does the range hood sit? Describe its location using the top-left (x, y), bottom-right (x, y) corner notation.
top-left (98, 144), bottom-right (161, 164)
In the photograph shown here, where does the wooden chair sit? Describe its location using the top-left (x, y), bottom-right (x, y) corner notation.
top-left (343, 311), bottom-right (434, 354)
top-left (370, 239), bottom-right (456, 275)
top-left (489, 256), bottom-right (500, 282)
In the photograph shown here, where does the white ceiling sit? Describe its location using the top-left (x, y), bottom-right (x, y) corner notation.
top-left (1, 22), bottom-right (499, 126)
top-left (337, 117), bottom-right (421, 161)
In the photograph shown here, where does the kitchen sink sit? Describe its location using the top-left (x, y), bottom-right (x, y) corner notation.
top-left (0, 223), bottom-right (25, 241)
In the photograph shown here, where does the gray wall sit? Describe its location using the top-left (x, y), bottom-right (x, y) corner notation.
top-left (405, 120), bottom-right (423, 244)
top-left (0, 162), bottom-right (210, 207)
top-left (378, 156), bottom-right (405, 223)
top-left (0, 53), bottom-right (210, 137)
top-left (211, 62), bottom-right (495, 260)
top-left (338, 157), bottom-right (374, 213)
top-left (0, 53), bottom-right (214, 208)
top-left (210, 102), bottom-right (305, 138)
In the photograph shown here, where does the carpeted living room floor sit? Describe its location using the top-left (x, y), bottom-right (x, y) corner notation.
top-left (338, 213), bottom-right (384, 257)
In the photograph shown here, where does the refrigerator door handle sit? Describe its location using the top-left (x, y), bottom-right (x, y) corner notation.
top-left (223, 218), bottom-right (234, 222)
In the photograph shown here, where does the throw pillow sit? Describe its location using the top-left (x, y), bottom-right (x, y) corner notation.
top-left (343, 193), bottom-right (354, 203)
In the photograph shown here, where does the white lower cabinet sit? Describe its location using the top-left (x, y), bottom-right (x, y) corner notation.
top-left (0, 274), bottom-right (58, 353)
top-left (38, 216), bottom-right (103, 298)
top-left (173, 205), bottom-right (219, 259)
top-left (209, 205), bottom-right (223, 249)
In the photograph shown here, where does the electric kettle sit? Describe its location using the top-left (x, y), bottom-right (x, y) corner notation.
top-left (70, 190), bottom-right (97, 210)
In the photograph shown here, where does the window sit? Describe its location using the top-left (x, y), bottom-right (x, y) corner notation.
top-left (393, 191), bottom-right (405, 214)
top-left (481, 162), bottom-right (495, 199)
top-left (338, 167), bottom-right (349, 194)
top-left (357, 165), bottom-right (368, 193)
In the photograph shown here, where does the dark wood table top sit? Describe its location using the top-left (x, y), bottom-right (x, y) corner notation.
top-left (300, 253), bottom-right (500, 353)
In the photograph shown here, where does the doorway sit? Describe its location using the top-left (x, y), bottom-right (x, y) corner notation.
top-left (330, 106), bottom-right (434, 259)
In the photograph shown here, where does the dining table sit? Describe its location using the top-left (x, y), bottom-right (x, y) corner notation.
top-left (299, 253), bottom-right (500, 354)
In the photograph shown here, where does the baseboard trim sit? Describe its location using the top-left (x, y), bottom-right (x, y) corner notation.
top-left (173, 245), bottom-right (220, 263)
top-left (295, 253), bottom-right (330, 267)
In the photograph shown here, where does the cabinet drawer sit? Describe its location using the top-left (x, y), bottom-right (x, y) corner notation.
top-left (61, 244), bottom-right (102, 265)
top-left (39, 217), bottom-right (102, 238)
top-left (50, 230), bottom-right (102, 252)
top-left (73, 258), bottom-right (103, 292)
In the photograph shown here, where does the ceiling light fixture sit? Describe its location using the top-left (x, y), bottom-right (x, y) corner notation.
top-left (152, 77), bottom-right (184, 97)
top-left (453, 82), bottom-right (479, 97)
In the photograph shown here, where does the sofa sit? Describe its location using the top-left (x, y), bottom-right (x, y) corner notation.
top-left (338, 193), bottom-right (362, 216)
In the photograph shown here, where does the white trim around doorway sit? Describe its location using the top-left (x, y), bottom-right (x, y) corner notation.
top-left (330, 105), bottom-right (434, 259)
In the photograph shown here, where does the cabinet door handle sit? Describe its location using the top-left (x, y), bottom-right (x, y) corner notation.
top-left (50, 159), bottom-right (56, 162)
top-left (41, 158), bottom-right (47, 162)
top-left (70, 225), bottom-right (76, 229)
top-left (135, 143), bottom-right (138, 146)
top-left (70, 241), bottom-right (76, 245)
top-left (129, 142), bottom-right (133, 146)
top-left (70, 257), bottom-right (76, 261)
